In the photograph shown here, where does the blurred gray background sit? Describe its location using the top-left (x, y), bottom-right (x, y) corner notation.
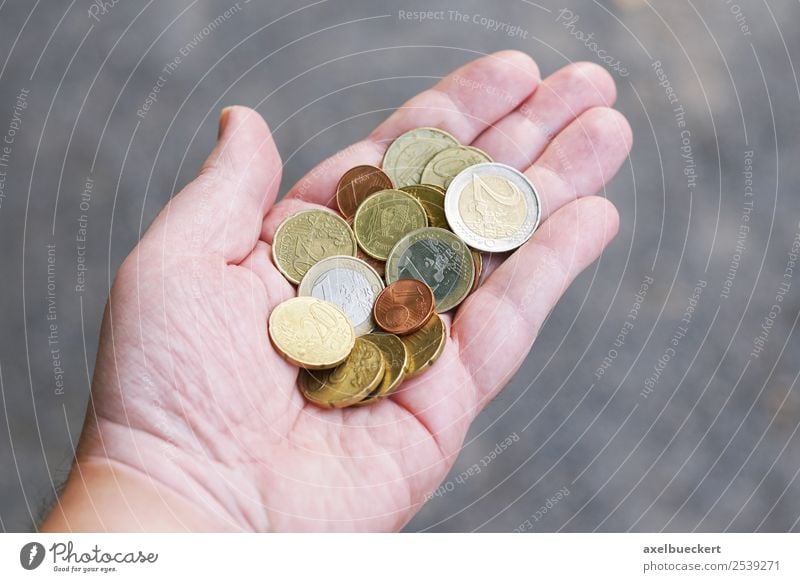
top-left (1, 0), bottom-right (799, 532)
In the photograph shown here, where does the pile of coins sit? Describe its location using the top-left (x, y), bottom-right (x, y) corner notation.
top-left (268, 127), bottom-right (541, 408)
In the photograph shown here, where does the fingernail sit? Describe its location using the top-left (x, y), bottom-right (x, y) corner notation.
top-left (218, 106), bottom-right (234, 139)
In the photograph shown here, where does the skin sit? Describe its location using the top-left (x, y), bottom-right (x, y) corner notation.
top-left (41, 51), bottom-right (632, 532)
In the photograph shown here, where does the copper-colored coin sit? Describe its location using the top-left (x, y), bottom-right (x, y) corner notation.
top-left (356, 247), bottom-right (386, 279)
top-left (336, 165), bottom-right (394, 219)
top-left (373, 279), bottom-right (435, 335)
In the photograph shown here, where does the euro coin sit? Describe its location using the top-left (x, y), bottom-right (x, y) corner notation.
top-left (444, 162), bottom-right (541, 252)
top-left (373, 279), bottom-right (435, 335)
top-left (356, 247), bottom-right (386, 279)
top-left (401, 314), bottom-right (446, 378)
top-left (356, 333), bottom-right (408, 405)
top-left (298, 256), bottom-right (385, 336)
top-left (385, 227), bottom-right (474, 313)
top-left (400, 184), bottom-right (448, 229)
top-left (299, 337), bottom-right (386, 408)
top-left (420, 145), bottom-right (493, 189)
top-left (382, 127), bottom-right (459, 188)
top-left (469, 250), bottom-right (483, 295)
top-left (336, 165), bottom-right (394, 219)
top-left (272, 209), bottom-right (357, 284)
top-left (268, 297), bottom-right (355, 369)
top-left (353, 189), bottom-right (428, 260)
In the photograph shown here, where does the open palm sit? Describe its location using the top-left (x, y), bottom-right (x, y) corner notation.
top-left (78, 51), bottom-right (631, 531)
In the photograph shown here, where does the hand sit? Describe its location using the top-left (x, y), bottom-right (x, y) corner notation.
top-left (43, 51), bottom-right (632, 532)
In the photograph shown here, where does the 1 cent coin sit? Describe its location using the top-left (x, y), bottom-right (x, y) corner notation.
top-left (373, 279), bottom-right (435, 335)
top-left (336, 165), bottom-right (394, 219)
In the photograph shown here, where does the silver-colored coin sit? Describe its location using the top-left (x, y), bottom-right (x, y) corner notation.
top-left (298, 256), bottom-right (385, 335)
top-left (385, 227), bottom-right (474, 313)
top-left (444, 162), bottom-right (541, 252)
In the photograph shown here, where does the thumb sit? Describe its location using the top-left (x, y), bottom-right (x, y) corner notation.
top-left (145, 106), bottom-right (282, 263)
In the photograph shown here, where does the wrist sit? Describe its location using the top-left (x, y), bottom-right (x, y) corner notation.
top-left (41, 457), bottom-right (235, 532)
top-left (44, 415), bottom-right (268, 532)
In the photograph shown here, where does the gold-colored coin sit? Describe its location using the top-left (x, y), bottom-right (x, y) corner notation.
top-left (469, 250), bottom-right (483, 295)
top-left (382, 127), bottom-right (459, 188)
top-left (385, 227), bottom-right (474, 313)
top-left (299, 337), bottom-right (386, 408)
top-left (421, 145), bottom-right (493, 190)
top-left (401, 314), bottom-right (446, 378)
top-left (272, 209), bottom-right (357, 284)
top-left (400, 184), bottom-right (448, 229)
top-left (268, 297), bottom-right (355, 369)
top-left (355, 333), bottom-right (408, 406)
top-left (353, 189), bottom-right (428, 260)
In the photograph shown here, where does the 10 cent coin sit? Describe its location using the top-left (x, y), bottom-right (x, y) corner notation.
top-left (353, 189), bottom-right (428, 260)
top-left (420, 145), bottom-right (493, 189)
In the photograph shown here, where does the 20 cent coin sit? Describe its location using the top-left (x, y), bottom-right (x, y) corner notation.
top-left (268, 297), bottom-right (355, 369)
top-left (272, 209), bottom-right (357, 284)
